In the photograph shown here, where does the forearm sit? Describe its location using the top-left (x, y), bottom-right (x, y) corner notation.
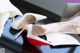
top-left (43, 22), bottom-right (80, 34)
top-left (57, 22), bottom-right (80, 34)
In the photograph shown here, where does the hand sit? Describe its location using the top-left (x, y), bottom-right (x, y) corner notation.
top-left (32, 25), bottom-right (46, 36)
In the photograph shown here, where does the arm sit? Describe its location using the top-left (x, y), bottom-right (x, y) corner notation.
top-left (44, 11), bottom-right (80, 34)
top-left (43, 22), bottom-right (80, 34)
top-left (32, 18), bottom-right (80, 36)
top-left (32, 12), bottom-right (80, 36)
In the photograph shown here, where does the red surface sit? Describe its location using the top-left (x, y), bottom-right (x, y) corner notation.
top-left (28, 37), bottom-right (50, 46)
top-left (19, 29), bottom-right (50, 53)
top-left (21, 30), bottom-right (42, 53)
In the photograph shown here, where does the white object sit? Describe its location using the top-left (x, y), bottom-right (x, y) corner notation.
top-left (0, 0), bottom-right (23, 18)
top-left (11, 13), bottom-right (47, 30)
top-left (0, 12), bottom-right (9, 37)
top-left (0, 0), bottom-right (22, 37)
top-left (15, 24), bottom-right (80, 46)
top-left (68, 16), bottom-right (80, 23)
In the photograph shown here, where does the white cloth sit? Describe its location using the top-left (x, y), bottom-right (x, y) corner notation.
top-left (0, 0), bottom-right (23, 37)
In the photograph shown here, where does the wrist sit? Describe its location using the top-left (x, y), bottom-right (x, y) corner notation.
top-left (42, 23), bottom-right (61, 33)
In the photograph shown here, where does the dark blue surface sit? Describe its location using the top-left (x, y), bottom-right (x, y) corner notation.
top-left (2, 16), bottom-right (80, 53)
top-left (3, 16), bottom-right (23, 44)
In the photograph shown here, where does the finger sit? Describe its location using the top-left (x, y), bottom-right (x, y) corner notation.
top-left (38, 26), bottom-right (46, 35)
top-left (32, 25), bottom-right (46, 36)
top-left (32, 28), bottom-right (40, 35)
top-left (34, 25), bottom-right (45, 35)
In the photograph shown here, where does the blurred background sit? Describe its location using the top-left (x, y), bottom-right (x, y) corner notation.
top-left (1, 0), bottom-right (80, 53)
